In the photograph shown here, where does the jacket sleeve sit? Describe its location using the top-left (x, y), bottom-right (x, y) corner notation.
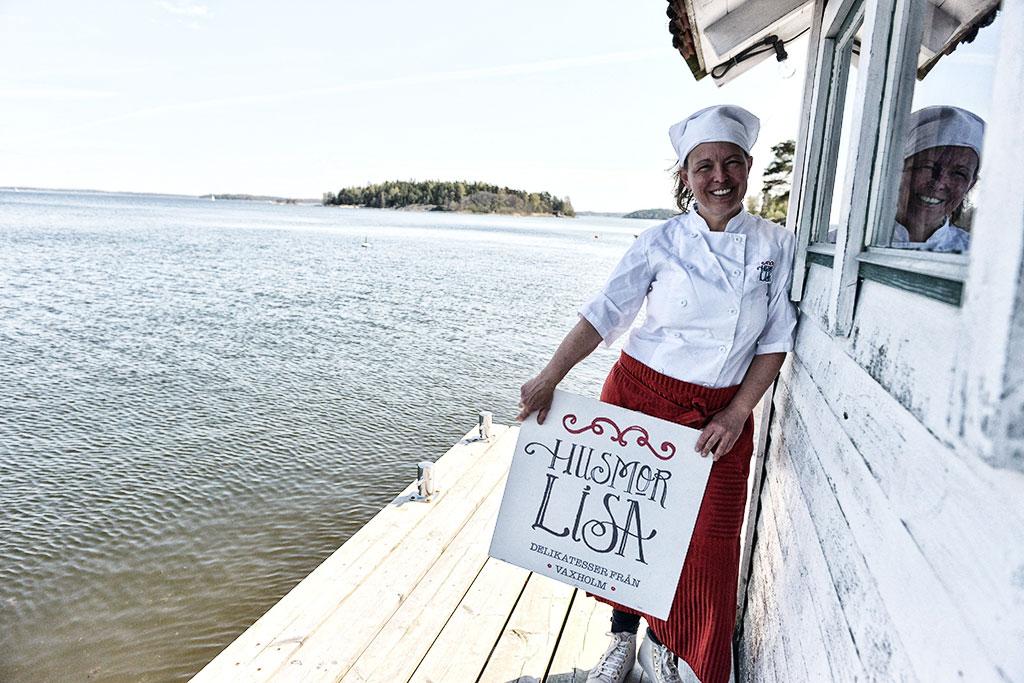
top-left (755, 230), bottom-right (798, 354)
top-left (578, 232), bottom-right (655, 346)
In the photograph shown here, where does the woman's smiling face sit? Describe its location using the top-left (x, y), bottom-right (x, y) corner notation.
top-left (896, 145), bottom-right (979, 236)
top-left (680, 142), bottom-right (752, 229)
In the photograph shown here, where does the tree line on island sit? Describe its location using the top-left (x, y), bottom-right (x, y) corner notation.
top-left (323, 180), bottom-right (575, 217)
top-left (320, 142), bottom-right (793, 221)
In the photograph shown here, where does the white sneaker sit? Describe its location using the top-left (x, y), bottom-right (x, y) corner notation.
top-left (586, 631), bottom-right (637, 683)
top-left (637, 634), bottom-right (698, 683)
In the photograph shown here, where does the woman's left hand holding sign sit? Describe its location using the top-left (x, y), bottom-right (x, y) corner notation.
top-left (518, 374), bottom-right (556, 425)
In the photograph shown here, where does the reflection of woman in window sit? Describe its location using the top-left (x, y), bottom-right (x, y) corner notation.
top-left (892, 106), bottom-right (985, 252)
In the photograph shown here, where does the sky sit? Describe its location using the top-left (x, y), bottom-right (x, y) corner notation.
top-left (0, 2), bottom-right (1001, 213)
top-left (0, 0), bottom-right (811, 212)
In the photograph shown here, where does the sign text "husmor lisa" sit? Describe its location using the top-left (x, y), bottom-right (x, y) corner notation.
top-left (526, 438), bottom-right (673, 565)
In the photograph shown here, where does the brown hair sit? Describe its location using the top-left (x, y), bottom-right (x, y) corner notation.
top-left (671, 163), bottom-right (694, 213)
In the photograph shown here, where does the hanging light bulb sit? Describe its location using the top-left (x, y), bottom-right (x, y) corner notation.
top-left (772, 36), bottom-right (796, 79)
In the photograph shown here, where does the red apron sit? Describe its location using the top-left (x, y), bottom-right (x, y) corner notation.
top-left (592, 352), bottom-right (754, 683)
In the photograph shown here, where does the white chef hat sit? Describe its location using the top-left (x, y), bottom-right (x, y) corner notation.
top-left (904, 105), bottom-right (985, 162)
top-left (669, 105), bottom-right (760, 166)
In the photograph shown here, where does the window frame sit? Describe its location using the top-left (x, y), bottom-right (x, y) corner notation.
top-left (810, 3), bottom-right (865, 246)
top-left (789, 0), bottom-right (979, 330)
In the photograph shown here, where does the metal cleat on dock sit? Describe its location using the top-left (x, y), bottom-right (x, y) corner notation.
top-left (409, 461), bottom-right (439, 502)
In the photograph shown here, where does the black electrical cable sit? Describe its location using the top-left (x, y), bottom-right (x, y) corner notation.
top-left (710, 27), bottom-right (811, 80)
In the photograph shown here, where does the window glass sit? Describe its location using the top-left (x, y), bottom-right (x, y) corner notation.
top-left (815, 10), bottom-right (864, 244)
top-left (875, 4), bottom-right (1000, 254)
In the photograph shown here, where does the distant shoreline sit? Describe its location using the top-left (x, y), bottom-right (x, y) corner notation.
top-left (1, 186), bottom-right (320, 204)
top-left (323, 202), bottom-right (576, 218)
top-left (2, 186), bottom-right (672, 218)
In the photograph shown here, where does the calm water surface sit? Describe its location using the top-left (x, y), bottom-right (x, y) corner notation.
top-left (0, 190), bottom-right (658, 681)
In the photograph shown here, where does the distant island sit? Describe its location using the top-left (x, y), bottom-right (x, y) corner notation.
top-left (322, 180), bottom-right (574, 217)
top-left (200, 193), bottom-right (319, 204)
top-left (622, 208), bottom-right (677, 220)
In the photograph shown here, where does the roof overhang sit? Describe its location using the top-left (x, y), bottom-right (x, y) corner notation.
top-left (667, 0), bottom-right (1001, 87)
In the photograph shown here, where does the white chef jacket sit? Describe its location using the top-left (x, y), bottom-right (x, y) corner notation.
top-left (891, 220), bottom-right (969, 252)
top-left (580, 210), bottom-right (797, 388)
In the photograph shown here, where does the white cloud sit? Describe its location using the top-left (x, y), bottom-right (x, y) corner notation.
top-left (155, 1), bottom-right (208, 17)
top-left (0, 87), bottom-right (116, 100)
top-left (6, 48), bottom-right (666, 145)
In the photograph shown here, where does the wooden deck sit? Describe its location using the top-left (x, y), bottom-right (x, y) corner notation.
top-left (191, 423), bottom-right (655, 683)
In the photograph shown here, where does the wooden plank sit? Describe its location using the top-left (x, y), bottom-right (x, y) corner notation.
top-left (767, 474), bottom-right (816, 683)
top-left (735, 392), bottom-right (771, 627)
top-left (861, 0), bottom-right (927, 250)
top-left (545, 595), bottom-right (650, 683)
top-left (544, 592), bottom-right (608, 683)
top-left (960, 0), bottom-right (1024, 471)
top-left (790, 0), bottom-right (830, 300)
top-left (827, 0), bottom-right (888, 337)
top-left (191, 425), bottom-right (513, 682)
top-left (775, 364), bottom-right (920, 680)
top-left (408, 557), bottom-right (532, 683)
top-left (759, 436), bottom-right (858, 681)
top-left (842, 278), bottom-right (961, 439)
top-left (764, 395), bottom-right (855, 683)
top-left (271, 430), bottom-right (519, 682)
top-left (738, 476), bottom-right (784, 683)
top-left (336, 469), bottom-right (506, 683)
top-left (858, 261), bottom-right (962, 305)
top-left (754, 478), bottom-right (794, 683)
top-left (804, 250), bottom-right (833, 268)
top-left (778, 352), bottom-right (1001, 679)
top-left (791, 320), bottom-right (1024, 675)
top-left (477, 572), bottom-right (576, 683)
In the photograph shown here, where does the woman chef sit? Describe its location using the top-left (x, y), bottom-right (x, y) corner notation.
top-left (517, 105), bottom-right (798, 683)
top-left (892, 105), bottom-right (985, 252)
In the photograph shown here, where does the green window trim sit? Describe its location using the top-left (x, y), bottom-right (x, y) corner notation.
top-left (806, 251), bottom-right (835, 268)
top-left (858, 262), bottom-right (963, 305)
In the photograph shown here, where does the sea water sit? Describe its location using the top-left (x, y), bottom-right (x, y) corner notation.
top-left (0, 189), bottom-right (657, 681)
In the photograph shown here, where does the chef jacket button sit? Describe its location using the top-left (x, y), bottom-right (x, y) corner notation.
top-left (733, 236), bottom-right (742, 242)
top-left (690, 232), bottom-right (698, 238)
top-left (686, 264), bottom-right (694, 270)
top-left (676, 332), bottom-right (685, 339)
top-left (702, 383), bottom-right (711, 388)
top-left (732, 269), bottom-right (741, 276)
top-left (718, 345), bottom-right (727, 352)
top-left (681, 299), bottom-right (688, 307)
top-left (729, 308), bottom-right (737, 315)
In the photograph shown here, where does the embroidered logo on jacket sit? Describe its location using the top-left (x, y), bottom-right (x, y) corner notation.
top-left (757, 260), bottom-right (775, 283)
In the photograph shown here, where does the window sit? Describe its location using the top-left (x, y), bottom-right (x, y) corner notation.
top-left (815, 7), bottom-right (865, 245)
top-left (859, 2), bottom-right (1001, 304)
top-left (791, 0), bottom-right (1002, 311)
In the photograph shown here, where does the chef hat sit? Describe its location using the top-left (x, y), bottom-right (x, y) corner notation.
top-left (669, 105), bottom-right (760, 166)
top-left (904, 105), bottom-right (985, 162)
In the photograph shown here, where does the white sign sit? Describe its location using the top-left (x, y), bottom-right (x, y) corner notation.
top-left (488, 389), bottom-right (712, 619)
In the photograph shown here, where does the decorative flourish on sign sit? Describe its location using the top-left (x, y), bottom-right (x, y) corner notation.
top-left (562, 415), bottom-right (676, 460)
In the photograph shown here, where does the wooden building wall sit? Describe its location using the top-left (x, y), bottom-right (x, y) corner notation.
top-left (737, 266), bottom-right (1024, 682)
top-left (735, 2), bottom-right (1024, 680)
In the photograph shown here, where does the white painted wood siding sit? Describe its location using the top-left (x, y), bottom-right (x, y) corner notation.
top-left (737, 312), bottom-right (1024, 682)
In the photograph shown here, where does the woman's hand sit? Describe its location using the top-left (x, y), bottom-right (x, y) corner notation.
top-left (694, 352), bottom-right (786, 460)
top-left (516, 318), bottom-right (603, 425)
top-left (694, 405), bottom-right (747, 461)
top-left (517, 374), bottom-right (556, 424)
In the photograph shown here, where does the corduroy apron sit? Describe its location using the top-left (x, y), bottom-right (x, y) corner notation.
top-left (592, 352), bottom-right (755, 683)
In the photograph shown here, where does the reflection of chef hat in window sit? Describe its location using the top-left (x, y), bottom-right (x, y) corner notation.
top-left (669, 105), bottom-right (760, 166)
top-left (905, 106), bottom-right (985, 162)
